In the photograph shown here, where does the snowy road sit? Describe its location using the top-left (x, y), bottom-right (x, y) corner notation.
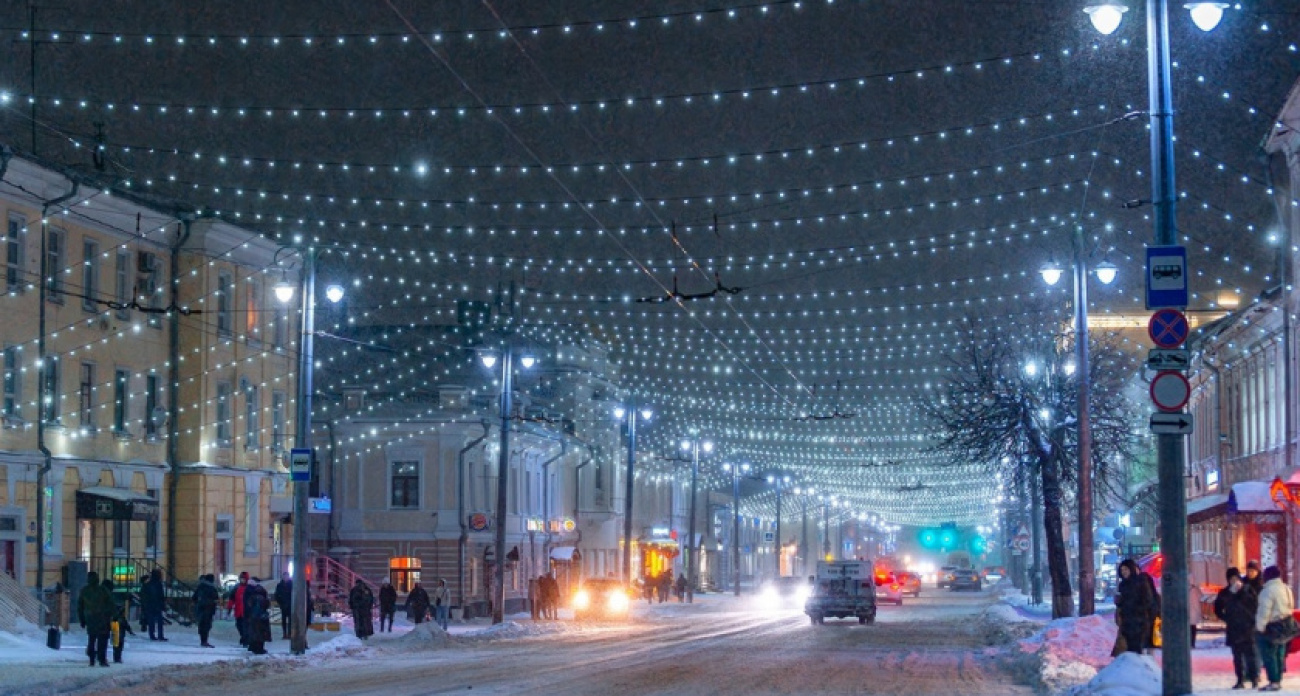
top-left (58, 589), bottom-right (1035, 696)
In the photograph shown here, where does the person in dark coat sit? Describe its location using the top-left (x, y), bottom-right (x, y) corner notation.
top-left (192, 574), bottom-right (219, 647)
top-left (348, 579), bottom-right (375, 639)
top-left (77, 571), bottom-right (114, 667)
top-left (243, 577), bottom-right (272, 655)
top-left (101, 580), bottom-right (135, 663)
top-left (1245, 560), bottom-right (1264, 593)
top-left (1114, 559), bottom-right (1156, 656)
top-left (273, 572), bottom-right (294, 639)
top-left (542, 572), bottom-right (560, 620)
top-left (1214, 567), bottom-right (1260, 689)
top-left (141, 568), bottom-right (168, 641)
top-left (674, 574), bottom-right (688, 602)
top-left (405, 582), bottom-right (430, 625)
top-left (378, 581), bottom-right (398, 632)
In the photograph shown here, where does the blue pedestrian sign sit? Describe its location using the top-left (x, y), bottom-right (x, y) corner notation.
top-left (1146, 246), bottom-right (1188, 309)
top-left (1148, 309), bottom-right (1189, 349)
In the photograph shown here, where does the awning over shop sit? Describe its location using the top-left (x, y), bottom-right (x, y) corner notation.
top-left (550, 546), bottom-right (582, 562)
top-left (1187, 493), bottom-right (1229, 524)
top-left (75, 487), bottom-right (159, 522)
top-left (1187, 482), bottom-right (1282, 525)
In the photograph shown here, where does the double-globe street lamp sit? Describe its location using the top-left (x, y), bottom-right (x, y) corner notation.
top-left (273, 248), bottom-right (344, 655)
top-left (679, 437), bottom-right (713, 602)
top-left (1040, 236), bottom-right (1117, 617)
top-left (614, 402), bottom-right (653, 584)
top-left (478, 344), bottom-right (537, 624)
top-left (1084, 3), bottom-right (1223, 692)
top-left (721, 462), bottom-right (751, 596)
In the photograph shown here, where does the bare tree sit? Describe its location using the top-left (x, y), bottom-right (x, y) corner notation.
top-left (924, 319), bottom-right (1143, 619)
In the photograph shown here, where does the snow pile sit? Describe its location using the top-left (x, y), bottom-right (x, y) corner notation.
top-left (1018, 614), bottom-right (1119, 692)
top-left (460, 620), bottom-right (575, 642)
top-left (1062, 653), bottom-right (1161, 696)
top-left (306, 632), bottom-right (366, 656)
top-left (393, 622), bottom-right (454, 649)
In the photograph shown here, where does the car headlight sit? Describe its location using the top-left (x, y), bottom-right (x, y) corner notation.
top-left (794, 586), bottom-right (811, 605)
top-left (573, 590), bottom-right (591, 610)
top-left (607, 592), bottom-right (630, 612)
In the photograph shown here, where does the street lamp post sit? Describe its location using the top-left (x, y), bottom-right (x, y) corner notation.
top-left (274, 248), bottom-right (344, 655)
top-left (480, 345), bottom-right (536, 624)
top-left (615, 402), bottom-right (653, 584)
top-left (724, 463), bottom-right (750, 596)
top-left (1040, 231), bottom-right (1117, 618)
top-left (795, 487), bottom-right (813, 576)
top-left (680, 438), bottom-right (712, 602)
top-left (1085, 3), bottom-right (1222, 692)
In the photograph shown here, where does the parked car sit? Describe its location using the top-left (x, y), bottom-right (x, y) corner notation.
top-left (895, 571), bottom-right (922, 597)
top-left (572, 578), bottom-right (632, 621)
top-left (982, 566), bottom-right (1006, 582)
top-left (947, 568), bottom-right (983, 591)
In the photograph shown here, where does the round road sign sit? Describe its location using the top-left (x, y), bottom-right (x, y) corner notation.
top-left (1150, 370), bottom-right (1191, 412)
top-left (1148, 309), bottom-right (1190, 348)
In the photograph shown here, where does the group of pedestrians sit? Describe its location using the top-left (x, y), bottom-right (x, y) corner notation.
top-left (532, 573), bottom-right (560, 619)
top-left (1113, 557), bottom-right (1297, 692)
top-left (1214, 561), bottom-right (1297, 691)
top-left (638, 572), bottom-right (689, 603)
top-left (368, 578), bottom-right (451, 634)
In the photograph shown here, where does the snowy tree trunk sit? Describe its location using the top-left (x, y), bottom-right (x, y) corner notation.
top-left (1040, 453), bottom-right (1075, 619)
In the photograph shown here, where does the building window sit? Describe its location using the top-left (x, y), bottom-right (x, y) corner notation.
top-left (135, 252), bottom-right (161, 329)
top-left (43, 357), bottom-right (59, 423)
top-left (78, 362), bottom-right (95, 429)
top-left (246, 278), bottom-right (261, 345)
top-left (244, 489), bottom-right (259, 554)
top-left (2, 346), bottom-right (19, 419)
top-left (216, 272), bottom-right (233, 337)
top-left (45, 228), bottom-right (63, 300)
top-left (390, 461), bottom-right (419, 509)
top-left (216, 382), bottom-right (232, 446)
top-left (145, 489), bottom-right (159, 552)
top-left (273, 302), bottom-right (289, 350)
top-left (389, 557), bottom-right (421, 594)
top-left (112, 519), bottom-right (130, 556)
top-left (271, 391), bottom-right (286, 452)
top-left (244, 382), bottom-right (260, 449)
top-left (214, 515), bottom-right (232, 576)
top-left (5, 214), bottom-right (24, 292)
top-left (82, 238), bottom-right (100, 313)
top-left (144, 374), bottom-right (160, 439)
top-left (113, 369), bottom-right (129, 433)
top-left (114, 251), bottom-right (131, 320)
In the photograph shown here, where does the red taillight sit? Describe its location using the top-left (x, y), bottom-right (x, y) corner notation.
top-left (890, 584), bottom-right (899, 591)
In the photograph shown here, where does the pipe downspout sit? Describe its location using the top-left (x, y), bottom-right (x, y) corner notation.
top-left (166, 218), bottom-right (191, 575)
top-left (457, 420), bottom-right (489, 614)
top-left (35, 179), bottom-right (78, 607)
top-left (539, 439), bottom-right (567, 571)
top-left (324, 419), bottom-right (338, 549)
top-left (572, 444), bottom-right (594, 552)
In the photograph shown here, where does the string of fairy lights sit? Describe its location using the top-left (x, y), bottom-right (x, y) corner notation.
top-left (0, 0), bottom-right (1288, 530)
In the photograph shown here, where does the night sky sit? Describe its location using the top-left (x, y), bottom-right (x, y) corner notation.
top-left (2, 1), bottom-right (1297, 527)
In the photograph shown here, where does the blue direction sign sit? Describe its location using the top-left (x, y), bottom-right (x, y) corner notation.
top-left (1146, 246), bottom-right (1188, 309)
top-left (290, 448), bottom-right (313, 482)
top-left (1148, 309), bottom-right (1189, 349)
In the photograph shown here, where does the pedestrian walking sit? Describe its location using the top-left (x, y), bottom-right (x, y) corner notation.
top-left (226, 571), bottom-right (251, 646)
top-left (77, 571), bottom-right (114, 667)
top-left (192, 573), bottom-right (219, 648)
top-left (141, 568), bottom-right (168, 641)
top-left (1214, 567), bottom-right (1260, 690)
top-left (657, 573), bottom-right (670, 603)
top-left (406, 582), bottom-right (430, 625)
top-left (273, 572), bottom-right (294, 639)
top-left (432, 579), bottom-right (450, 630)
top-left (674, 574), bottom-right (687, 602)
top-left (244, 577), bottom-right (272, 655)
top-left (1113, 559), bottom-right (1156, 656)
top-left (348, 579), bottom-right (375, 639)
top-left (101, 580), bottom-right (135, 663)
top-left (378, 581), bottom-right (398, 632)
top-left (1255, 565), bottom-right (1295, 691)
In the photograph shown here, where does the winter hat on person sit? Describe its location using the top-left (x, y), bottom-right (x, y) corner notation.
top-left (1247, 560), bottom-right (1262, 573)
top-left (1263, 565), bottom-right (1282, 583)
top-left (1226, 567), bottom-right (1241, 582)
top-left (239, 571), bottom-right (250, 580)
top-left (87, 571), bottom-right (100, 585)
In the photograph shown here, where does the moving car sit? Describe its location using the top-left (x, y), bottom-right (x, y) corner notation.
top-left (756, 575), bottom-right (813, 611)
top-left (874, 569), bottom-right (905, 605)
top-left (895, 571), bottom-right (922, 597)
top-left (947, 567), bottom-right (983, 591)
top-left (936, 565), bottom-right (960, 589)
top-left (572, 578), bottom-right (632, 621)
top-left (982, 566), bottom-right (1006, 583)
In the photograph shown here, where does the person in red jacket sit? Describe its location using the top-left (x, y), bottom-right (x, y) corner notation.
top-left (226, 572), bottom-right (250, 646)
